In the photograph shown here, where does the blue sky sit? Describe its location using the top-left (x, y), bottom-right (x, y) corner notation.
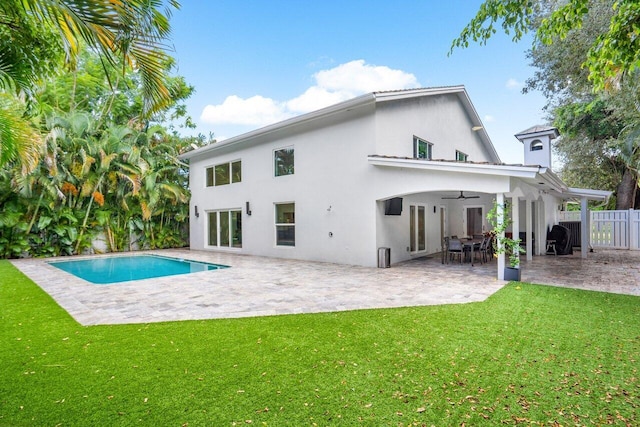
top-left (169, 1), bottom-right (548, 164)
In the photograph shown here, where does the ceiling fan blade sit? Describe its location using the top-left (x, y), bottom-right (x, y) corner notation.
top-left (441, 191), bottom-right (480, 200)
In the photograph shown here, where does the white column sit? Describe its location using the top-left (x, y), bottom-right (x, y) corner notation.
top-left (511, 196), bottom-right (520, 266)
top-left (536, 201), bottom-right (545, 256)
top-left (581, 197), bottom-right (588, 259)
top-left (497, 193), bottom-right (505, 280)
top-left (526, 200), bottom-right (533, 261)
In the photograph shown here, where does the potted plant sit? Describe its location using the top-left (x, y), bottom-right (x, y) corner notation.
top-left (487, 201), bottom-right (526, 281)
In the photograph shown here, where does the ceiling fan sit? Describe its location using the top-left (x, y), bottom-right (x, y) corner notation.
top-left (441, 191), bottom-right (480, 200)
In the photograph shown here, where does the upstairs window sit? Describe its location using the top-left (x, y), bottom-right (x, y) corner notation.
top-left (413, 136), bottom-right (433, 160)
top-left (274, 147), bottom-right (294, 177)
top-left (455, 150), bottom-right (468, 162)
top-left (206, 160), bottom-right (242, 187)
top-left (530, 139), bottom-right (544, 151)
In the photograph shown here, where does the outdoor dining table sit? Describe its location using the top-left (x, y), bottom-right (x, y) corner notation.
top-left (462, 238), bottom-right (483, 266)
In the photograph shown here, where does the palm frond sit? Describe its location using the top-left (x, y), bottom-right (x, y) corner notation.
top-left (20, 0), bottom-right (179, 118)
top-left (0, 94), bottom-right (41, 173)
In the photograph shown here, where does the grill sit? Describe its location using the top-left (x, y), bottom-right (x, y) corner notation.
top-left (559, 221), bottom-right (581, 248)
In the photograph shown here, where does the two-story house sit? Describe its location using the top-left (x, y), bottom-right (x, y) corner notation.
top-left (179, 86), bottom-right (609, 277)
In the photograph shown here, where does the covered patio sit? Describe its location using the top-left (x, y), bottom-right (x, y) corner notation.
top-left (371, 160), bottom-right (611, 279)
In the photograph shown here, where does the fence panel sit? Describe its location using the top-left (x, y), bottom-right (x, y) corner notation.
top-left (631, 210), bottom-right (640, 250)
top-left (590, 210), bottom-right (629, 249)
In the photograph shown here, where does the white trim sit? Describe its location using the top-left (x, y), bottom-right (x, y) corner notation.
top-left (409, 204), bottom-right (428, 255)
top-left (368, 156), bottom-right (540, 177)
top-left (565, 187), bottom-right (612, 201)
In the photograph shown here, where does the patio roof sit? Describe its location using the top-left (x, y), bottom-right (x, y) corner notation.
top-left (560, 187), bottom-right (612, 202)
top-left (367, 155), bottom-right (574, 196)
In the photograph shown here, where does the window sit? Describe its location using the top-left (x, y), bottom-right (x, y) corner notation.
top-left (205, 160), bottom-right (242, 187)
top-left (455, 150), bottom-right (468, 162)
top-left (274, 147), bottom-right (294, 177)
top-left (530, 139), bottom-right (544, 151)
top-left (413, 136), bottom-right (433, 160)
top-left (215, 163), bottom-right (230, 186)
top-left (275, 203), bottom-right (295, 246)
top-left (208, 210), bottom-right (242, 248)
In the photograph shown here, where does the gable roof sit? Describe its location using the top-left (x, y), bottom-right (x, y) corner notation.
top-left (179, 86), bottom-right (500, 162)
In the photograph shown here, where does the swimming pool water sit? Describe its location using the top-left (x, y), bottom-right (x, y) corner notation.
top-left (49, 255), bottom-right (228, 284)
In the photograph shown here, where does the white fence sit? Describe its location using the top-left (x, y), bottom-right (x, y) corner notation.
top-left (559, 209), bottom-right (640, 250)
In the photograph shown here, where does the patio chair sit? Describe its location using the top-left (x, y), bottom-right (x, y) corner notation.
top-left (478, 235), bottom-right (490, 263)
top-left (447, 239), bottom-right (464, 264)
top-left (485, 233), bottom-right (495, 261)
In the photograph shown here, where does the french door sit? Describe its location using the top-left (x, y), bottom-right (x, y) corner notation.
top-left (409, 204), bottom-right (427, 254)
top-left (464, 206), bottom-right (483, 237)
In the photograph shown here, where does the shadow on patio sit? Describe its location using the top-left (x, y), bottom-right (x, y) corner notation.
top-left (403, 249), bottom-right (640, 297)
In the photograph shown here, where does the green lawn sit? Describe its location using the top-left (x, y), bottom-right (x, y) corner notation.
top-left (1, 260), bottom-right (638, 426)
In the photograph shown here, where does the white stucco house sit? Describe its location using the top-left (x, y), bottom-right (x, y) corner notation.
top-left (179, 86), bottom-right (610, 279)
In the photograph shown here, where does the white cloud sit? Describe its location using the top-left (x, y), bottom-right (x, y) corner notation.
top-left (286, 86), bottom-right (353, 114)
top-left (314, 59), bottom-right (419, 93)
top-left (200, 60), bottom-right (420, 127)
top-left (506, 78), bottom-right (522, 90)
top-left (484, 115), bottom-right (495, 122)
top-left (201, 95), bottom-right (292, 126)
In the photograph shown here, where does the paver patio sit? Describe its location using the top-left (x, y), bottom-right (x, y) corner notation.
top-left (10, 248), bottom-right (640, 326)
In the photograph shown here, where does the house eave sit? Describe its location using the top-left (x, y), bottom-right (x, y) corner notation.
top-left (179, 86), bottom-right (501, 163)
top-left (537, 167), bottom-right (567, 192)
top-left (367, 156), bottom-right (538, 178)
top-left (179, 93), bottom-right (376, 161)
top-left (561, 187), bottom-right (612, 201)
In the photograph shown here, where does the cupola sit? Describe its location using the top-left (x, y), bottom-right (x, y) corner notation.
top-left (515, 125), bottom-right (559, 169)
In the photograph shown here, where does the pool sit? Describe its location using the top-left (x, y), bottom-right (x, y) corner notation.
top-left (49, 255), bottom-right (228, 284)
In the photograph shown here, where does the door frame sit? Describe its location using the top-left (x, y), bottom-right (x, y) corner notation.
top-left (409, 203), bottom-right (428, 254)
top-left (463, 205), bottom-right (484, 237)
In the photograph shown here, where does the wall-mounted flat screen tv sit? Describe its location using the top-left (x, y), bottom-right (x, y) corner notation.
top-left (384, 197), bottom-right (403, 215)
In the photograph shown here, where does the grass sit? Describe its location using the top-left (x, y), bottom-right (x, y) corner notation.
top-left (0, 260), bottom-right (638, 426)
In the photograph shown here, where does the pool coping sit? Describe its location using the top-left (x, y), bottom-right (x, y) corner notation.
top-left (10, 249), bottom-right (506, 326)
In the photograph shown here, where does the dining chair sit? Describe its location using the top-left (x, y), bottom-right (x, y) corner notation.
top-left (447, 239), bottom-right (464, 264)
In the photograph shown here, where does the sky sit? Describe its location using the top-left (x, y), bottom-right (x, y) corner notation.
top-left (168, 1), bottom-right (549, 164)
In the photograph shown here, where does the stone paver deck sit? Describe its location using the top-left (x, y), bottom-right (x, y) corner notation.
top-left (10, 248), bottom-right (639, 326)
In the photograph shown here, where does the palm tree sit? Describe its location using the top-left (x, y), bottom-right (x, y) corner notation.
top-left (3, 0), bottom-right (177, 116)
top-left (0, 0), bottom-right (179, 170)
